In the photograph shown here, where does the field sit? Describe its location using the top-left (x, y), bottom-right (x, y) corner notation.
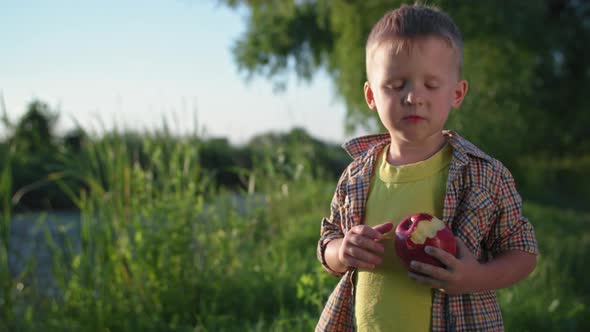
top-left (2, 132), bottom-right (589, 332)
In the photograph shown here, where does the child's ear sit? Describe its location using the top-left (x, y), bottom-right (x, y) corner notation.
top-left (364, 81), bottom-right (377, 110)
top-left (452, 79), bottom-right (469, 108)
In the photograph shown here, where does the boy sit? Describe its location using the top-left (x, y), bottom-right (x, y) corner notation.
top-left (316, 4), bottom-right (538, 332)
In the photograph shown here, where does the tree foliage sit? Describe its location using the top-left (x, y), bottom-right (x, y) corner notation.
top-left (222, 0), bottom-right (590, 163)
top-left (4, 100), bottom-right (59, 155)
top-left (0, 99), bottom-right (350, 210)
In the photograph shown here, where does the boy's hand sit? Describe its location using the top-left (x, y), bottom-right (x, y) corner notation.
top-left (407, 238), bottom-right (484, 295)
top-left (338, 222), bottom-right (394, 270)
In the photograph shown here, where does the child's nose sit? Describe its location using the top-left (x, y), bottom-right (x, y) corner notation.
top-left (405, 91), bottom-right (424, 106)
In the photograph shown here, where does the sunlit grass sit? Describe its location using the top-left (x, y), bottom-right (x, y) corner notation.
top-left (498, 203), bottom-right (590, 331)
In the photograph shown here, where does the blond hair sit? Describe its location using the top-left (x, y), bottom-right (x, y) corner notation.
top-left (366, 4), bottom-right (463, 77)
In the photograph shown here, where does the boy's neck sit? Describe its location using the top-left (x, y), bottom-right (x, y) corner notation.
top-left (386, 133), bottom-right (447, 166)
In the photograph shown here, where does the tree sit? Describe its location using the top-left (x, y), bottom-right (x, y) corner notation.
top-left (222, 0), bottom-right (590, 164)
top-left (2, 100), bottom-right (69, 210)
top-left (7, 100), bottom-right (59, 155)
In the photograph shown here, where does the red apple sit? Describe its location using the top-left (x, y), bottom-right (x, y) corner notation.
top-left (394, 213), bottom-right (456, 271)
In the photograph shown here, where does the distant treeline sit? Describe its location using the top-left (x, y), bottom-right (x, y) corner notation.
top-left (0, 100), bottom-right (350, 211)
top-left (1, 100), bottom-right (588, 212)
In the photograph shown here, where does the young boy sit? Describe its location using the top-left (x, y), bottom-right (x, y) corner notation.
top-left (316, 4), bottom-right (538, 332)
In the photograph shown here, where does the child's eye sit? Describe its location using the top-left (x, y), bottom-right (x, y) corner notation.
top-left (387, 81), bottom-right (404, 90)
top-left (425, 82), bottom-right (439, 89)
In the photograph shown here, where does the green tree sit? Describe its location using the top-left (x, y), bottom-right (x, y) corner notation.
top-left (6, 100), bottom-right (59, 155)
top-left (222, 0), bottom-right (590, 164)
top-left (2, 100), bottom-right (66, 209)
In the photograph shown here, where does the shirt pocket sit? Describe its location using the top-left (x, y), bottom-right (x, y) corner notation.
top-left (454, 187), bottom-right (496, 260)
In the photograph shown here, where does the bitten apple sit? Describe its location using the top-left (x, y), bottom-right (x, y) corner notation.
top-left (394, 213), bottom-right (456, 270)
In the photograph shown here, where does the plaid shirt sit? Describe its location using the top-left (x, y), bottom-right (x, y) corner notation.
top-left (316, 131), bottom-right (538, 332)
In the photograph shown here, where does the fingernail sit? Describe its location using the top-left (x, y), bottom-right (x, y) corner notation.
top-left (425, 246), bottom-right (433, 254)
top-left (410, 261), bottom-right (418, 269)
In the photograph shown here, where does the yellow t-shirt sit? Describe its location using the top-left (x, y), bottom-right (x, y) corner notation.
top-left (355, 143), bottom-right (452, 332)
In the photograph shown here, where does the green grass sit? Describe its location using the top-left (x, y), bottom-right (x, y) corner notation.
top-left (498, 203), bottom-right (590, 331)
top-left (1, 130), bottom-right (589, 331)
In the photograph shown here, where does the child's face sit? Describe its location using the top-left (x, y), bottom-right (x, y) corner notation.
top-left (364, 36), bottom-right (468, 145)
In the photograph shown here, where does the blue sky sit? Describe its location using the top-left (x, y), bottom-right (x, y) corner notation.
top-left (0, 0), bottom-right (359, 144)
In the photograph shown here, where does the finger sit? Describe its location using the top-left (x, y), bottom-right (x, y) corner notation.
top-left (424, 246), bottom-right (458, 269)
top-left (348, 233), bottom-right (385, 254)
top-left (373, 222), bottom-right (394, 235)
top-left (455, 237), bottom-right (471, 258)
top-left (408, 271), bottom-right (444, 289)
top-left (343, 245), bottom-right (384, 266)
top-left (410, 260), bottom-right (453, 281)
top-left (342, 253), bottom-right (379, 270)
top-left (351, 224), bottom-right (384, 240)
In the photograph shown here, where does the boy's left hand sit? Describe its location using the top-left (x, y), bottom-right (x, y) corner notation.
top-left (407, 238), bottom-right (483, 295)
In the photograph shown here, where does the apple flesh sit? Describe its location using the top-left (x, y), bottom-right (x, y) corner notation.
top-left (394, 213), bottom-right (456, 271)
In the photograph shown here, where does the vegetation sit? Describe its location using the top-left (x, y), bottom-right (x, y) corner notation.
top-left (0, 100), bottom-right (349, 211)
top-left (0, 101), bottom-right (589, 331)
top-left (222, 0), bottom-right (590, 168)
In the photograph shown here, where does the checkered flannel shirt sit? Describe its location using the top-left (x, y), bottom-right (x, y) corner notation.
top-left (316, 131), bottom-right (538, 332)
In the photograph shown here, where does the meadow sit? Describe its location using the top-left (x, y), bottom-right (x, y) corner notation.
top-left (1, 128), bottom-right (589, 332)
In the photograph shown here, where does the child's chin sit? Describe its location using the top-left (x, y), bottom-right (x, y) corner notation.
top-left (394, 130), bottom-right (430, 142)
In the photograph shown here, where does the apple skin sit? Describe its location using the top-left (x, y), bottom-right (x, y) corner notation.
top-left (394, 213), bottom-right (457, 271)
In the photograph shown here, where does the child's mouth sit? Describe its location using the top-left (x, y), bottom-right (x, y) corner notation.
top-left (403, 115), bottom-right (425, 123)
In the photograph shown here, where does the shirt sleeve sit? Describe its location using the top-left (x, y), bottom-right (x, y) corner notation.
top-left (488, 165), bottom-right (539, 257)
top-left (317, 170), bottom-right (348, 277)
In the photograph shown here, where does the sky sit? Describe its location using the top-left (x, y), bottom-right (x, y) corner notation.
top-left (0, 0), bottom-right (361, 145)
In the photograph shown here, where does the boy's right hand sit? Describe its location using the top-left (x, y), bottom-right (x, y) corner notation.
top-left (338, 222), bottom-right (394, 270)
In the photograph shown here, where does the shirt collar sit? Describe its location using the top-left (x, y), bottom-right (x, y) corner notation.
top-left (342, 130), bottom-right (493, 164)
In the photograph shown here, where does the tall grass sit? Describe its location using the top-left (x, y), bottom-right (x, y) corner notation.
top-left (43, 130), bottom-right (209, 331)
top-left (498, 204), bottom-right (590, 331)
top-left (4, 128), bottom-right (336, 331)
top-left (3, 128), bottom-right (590, 331)
top-left (0, 148), bottom-right (16, 331)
